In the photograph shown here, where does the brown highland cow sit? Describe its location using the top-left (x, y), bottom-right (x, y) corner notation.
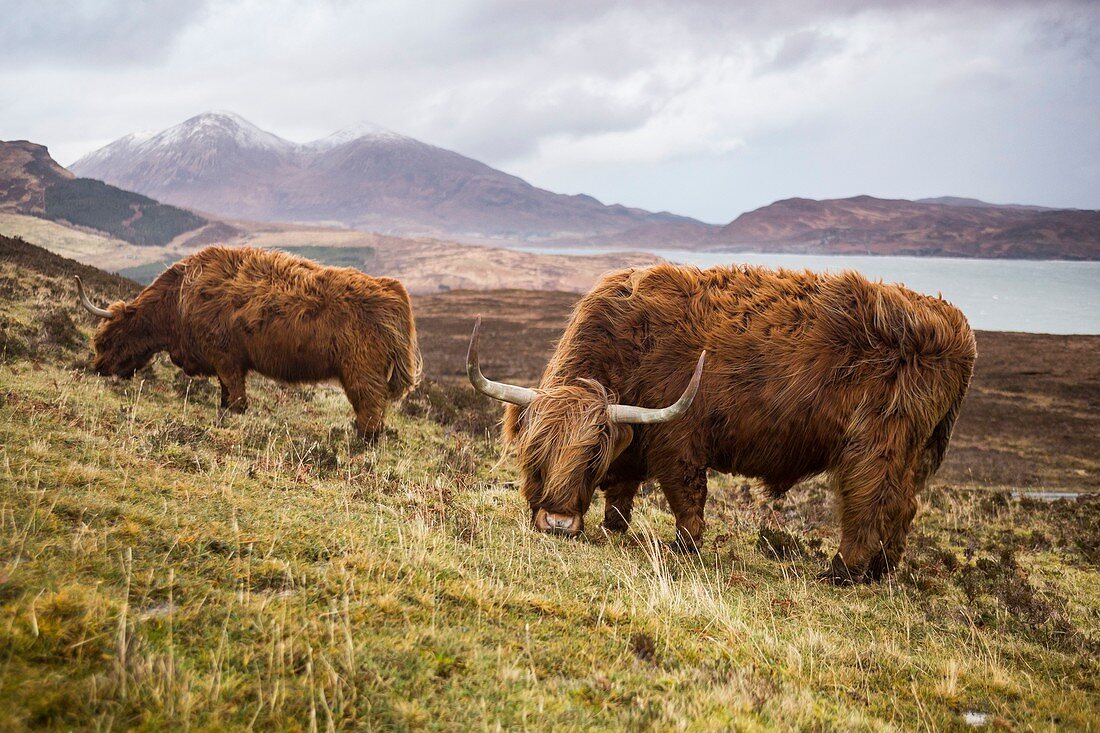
top-left (76, 245), bottom-right (421, 440)
top-left (469, 263), bottom-right (975, 583)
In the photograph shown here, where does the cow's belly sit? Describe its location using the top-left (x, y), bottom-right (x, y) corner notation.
top-left (704, 404), bottom-right (838, 487)
top-left (244, 331), bottom-right (338, 383)
top-left (169, 347), bottom-right (215, 377)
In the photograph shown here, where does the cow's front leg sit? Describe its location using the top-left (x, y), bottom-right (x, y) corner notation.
top-left (658, 462), bottom-right (709, 553)
top-left (216, 368), bottom-right (248, 414)
top-left (600, 476), bottom-right (641, 533)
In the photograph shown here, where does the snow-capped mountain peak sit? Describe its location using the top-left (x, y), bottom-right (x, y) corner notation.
top-left (147, 111), bottom-right (295, 152)
top-left (305, 120), bottom-right (408, 150)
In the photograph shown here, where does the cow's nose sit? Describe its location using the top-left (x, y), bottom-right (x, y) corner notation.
top-left (534, 508), bottom-right (581, 536)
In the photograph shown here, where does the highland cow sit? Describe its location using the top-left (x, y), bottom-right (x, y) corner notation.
top-left (469, 263), bottom-right (975, 583)
top-left (76, 245), bottom-right (421, 440)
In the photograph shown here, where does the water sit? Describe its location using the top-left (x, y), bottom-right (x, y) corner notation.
top-left (512, 247), bottom-right (1100, 334)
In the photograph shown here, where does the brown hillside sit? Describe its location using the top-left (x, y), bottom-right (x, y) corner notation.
top-left (0, 140), bottom-right (74, 214)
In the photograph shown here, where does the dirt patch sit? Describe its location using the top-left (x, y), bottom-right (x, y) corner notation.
top-left (629, 632), bottom-right (658, 664)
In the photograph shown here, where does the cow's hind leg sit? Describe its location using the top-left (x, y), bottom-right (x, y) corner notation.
top-left (600, 476), bottom-right (641, 533)
top-left (339, 367), bottom-right (388, 444)
top-left (827, 442), bottom-right (919, 584)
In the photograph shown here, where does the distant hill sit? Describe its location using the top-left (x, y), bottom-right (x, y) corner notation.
top-left (71, 111), bottom-right (700, 242)
top-left (712, 195), bottom-right (1100, 259)
top-left (914, 196), bottom-right (1054, 212)
top-left (1, 139), bottom-right (207, 247)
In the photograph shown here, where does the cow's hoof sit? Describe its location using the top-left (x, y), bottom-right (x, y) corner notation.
top-left (668, 537), bottom-right (701, 554)
top-left (355, 427), bottom-right (396, 447)
top-left (819, 554), bottom-right (863, 585)
top-left (863, 555), bottom-right (896, 582)
top-left (601, 516), bottom-right (630, 533)
top-left (356, 430), bottom-right (381, 447)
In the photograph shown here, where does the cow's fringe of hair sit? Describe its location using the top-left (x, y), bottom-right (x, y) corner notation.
top-left (510, 380), bottom-right (619, 512)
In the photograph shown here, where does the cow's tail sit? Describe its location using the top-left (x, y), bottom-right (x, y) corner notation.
top-left (915, 328), bottom-right (975, 487)
top-left (915, 394), bottom-right (964, 488)
top-left (385, 289), bottom-right (422, 401)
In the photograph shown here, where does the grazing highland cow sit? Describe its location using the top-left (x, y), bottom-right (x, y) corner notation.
top-left (76, 245), bottom-right (421, 440)
top-left (469, 264), bottom-right (975, 583)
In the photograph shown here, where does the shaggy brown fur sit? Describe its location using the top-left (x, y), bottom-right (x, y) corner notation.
top-left (87, 245), bottom-right (421, 439)
top-left (504, 263), bottom-right (976, 583)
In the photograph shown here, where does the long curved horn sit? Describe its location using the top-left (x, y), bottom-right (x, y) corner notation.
top-left (74, 276), bottom-right (112, 319)
top-left (607, 351), bottom-right (706, 424)
top-left (467, 316), bottom-right (538, 406)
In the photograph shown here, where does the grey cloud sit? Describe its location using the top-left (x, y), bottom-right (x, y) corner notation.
top-left (2, 0), bottom-right (208, 67)
top-left (758, 30), bottom-right (845, 74)
top-left (422, 84), bottom-right (655, 162)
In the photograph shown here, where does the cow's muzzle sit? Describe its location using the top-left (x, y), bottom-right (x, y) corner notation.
top-left (534, 508), bottom-right (581, 537)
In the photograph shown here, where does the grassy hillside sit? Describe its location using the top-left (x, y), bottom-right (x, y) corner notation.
top-left (0, 212), bottom-right (133, 263)
top-left (43, 178), bottom-right (206, 247)
top-left (1, 240), bottom-right (1097, 729)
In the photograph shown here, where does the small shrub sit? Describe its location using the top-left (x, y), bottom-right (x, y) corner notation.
top-left (37, 307), bottom-right (81, 351)
top-left (756, 526), bottom-right (807, 560)
top-left (0, 315), bottom-right (32, 362)
top-left (400, 378), bottom-right (502, 436)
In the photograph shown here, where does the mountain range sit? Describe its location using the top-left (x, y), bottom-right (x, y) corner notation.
top-left (71, 111), bottom-right (693, 241)
top-left (0, 138), bottom-right (660, 294)
top-left (70, 112), bottom-right (1100, 259)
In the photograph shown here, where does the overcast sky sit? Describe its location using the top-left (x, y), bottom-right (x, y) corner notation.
top-left (2, 0), bottom-right (1098, 223)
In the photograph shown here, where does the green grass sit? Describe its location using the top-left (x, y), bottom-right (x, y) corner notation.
top-left (1, 264), bottom-right (1098, 730)
top-left (119, 247), bottom-right (378, 285)
top-left (116, 259), bottom-right (176, 286)
top-left (278, 246), bottom-right (376, 270)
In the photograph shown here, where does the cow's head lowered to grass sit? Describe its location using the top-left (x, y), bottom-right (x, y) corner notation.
top-left (467, 316), bottom-right (704, 536)
top-left (75, 275), bottom-right (172, 378)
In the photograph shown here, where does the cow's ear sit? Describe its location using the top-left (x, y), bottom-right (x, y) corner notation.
top-left (610, 424), bottom-right (634, 459)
